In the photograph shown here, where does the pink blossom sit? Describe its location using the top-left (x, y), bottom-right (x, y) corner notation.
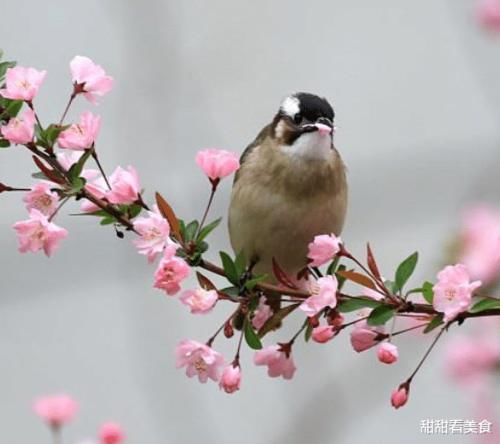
top-left (312, 325), bottom-right (335, 343)
top-left (33, 394), bottom-right (78, 426)
top-left (350, 319), bottom-right (383, 352)
top-left (175, 339), bottom-right (224, 383)
top-left (391, 385), bottom-right (409, 409)
top-left (477, 0), bottom-right (500, 32)
top-left (307, 234), bottom-right (342, 267)
top-left (460, 206), bottom-right (500, 283)
top-left (254, 345), bottom-right (296, 379)
top-left (377, 342), bottom-right (399, 364)
top-left (132, 206), bottom-right (170, 262)
top-left (180, 287), bottom-right (218, 314)
top-left (433, 264), bottom-right (482, 322)
top-left (13, 209), bottom-right (68, 256)
top-left (299, 275), bottom-right (338, 317)
top-left (58, 111), bottom-right (101, 150)
top-left (219, 364), bottom-right (241, 394)
top-left (153, 247), bottom-right (190, 295)
top-left (195, 149), bottom-right (240, 182)
top-left (445, 336), bottom-right (499, 386)
top-left (252, 296), bottom-right (273, 330)
top-left (98, 422), bottom-right (125, 444)
top-left (106, 166), bottom-right (141, 205)
top-left (23, 182), bottom-right (60, 215)
top-left (0, 66), bottom-right (46, 101)
top-left (78, 169), bottom-right (106, 213)
top-left (70, 56), bottom-right (114, 104)
top-left (56, 151), bottom-right (84, 171)
top-left (0, 108), bottom-right (36, 144)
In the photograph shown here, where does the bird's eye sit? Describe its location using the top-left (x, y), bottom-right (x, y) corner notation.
top-left (293, 113), bottom-right (302, 125)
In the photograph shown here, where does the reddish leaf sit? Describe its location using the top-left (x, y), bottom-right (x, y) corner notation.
top-left (196, 271), bottom-right (217, 291)
top-left (272, 257), bottom-right (298, 289)
top-left (32, 156), bottom-right (65, 185)
top-left (336, 270), bottom-right (377, 291)
top-left (155, 192), bottom-right (182, 242)
top-left (367, 243), bottom-right (382, 280)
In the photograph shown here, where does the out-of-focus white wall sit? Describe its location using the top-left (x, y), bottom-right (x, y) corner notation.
top-left (1, 1), bottom-right (499, 443)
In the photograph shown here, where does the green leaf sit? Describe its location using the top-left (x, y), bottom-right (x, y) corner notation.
top-left (336, 265), bottom-right (347, 289)
top-left (244, 319), bottom-right (262, 350)
top-left (366, 305), bottom-right (396, 326)
top-left (469, 297), bottom-right (500, 314)
top-left (337, 297), bottom-right (382, 313)
top-left (67, 148), bottom-right (93, 180)
top-left (220, 251), bottom-right (239, 286)
top-left (384, 279), bottom-right (398, 294)
top-left (31, 171), bottom-right (47, 180)
top-left (423, 314), bottom-right (443, 334)
top-left (3, 100), bottom-right (23, 118)
top-left (394, 252), bottom-right (418, 292)
top-left (422, 281), bottom-right (434, 304)
top-left (100, 215), bottom-right (116, 225)
top-left (68, 176), bottom-right (86, 194)
top-left (196, 217), bottom-right (222, 242)
top-left (0, 61), bottom-right (16, 81)
top-left (234, 250), bottom-right (246, 276)
top-left (0, 138), bottom-right (10, 148)
top-left (44, 124), bottom-right (70, 147)
top-left (326, 257), bottom-right (340, 275)
top-left (219, 286), bottom-right (240, 299)
top-left (244, 274), bottom-right (268, 290)
top-left (184, 220), bottom-right (199, 242)
top-left (178, 219), bottom-right (186, 239)
top-left (304, 322), bottom-right (313, 342)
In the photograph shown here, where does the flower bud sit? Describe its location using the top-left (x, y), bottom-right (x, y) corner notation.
top-left (219, 364), bottom-right (241, 394)
top-left (377, 342), bottom-right (399, 364)
top-left (312, 326), bottom-right (335, 344)
top-left (391, 384), bottom-right (409, 409)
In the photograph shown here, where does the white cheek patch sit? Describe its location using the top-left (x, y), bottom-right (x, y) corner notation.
top-left (280, 132), bottom-right (332, 160)
top-left (280, 96), bottom-right (300, 118)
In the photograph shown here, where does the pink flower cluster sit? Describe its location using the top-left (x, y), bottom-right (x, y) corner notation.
top-left (477, 0), bottom-right (500, 32)
top-left (153, 245), bottom-right (190, 296)
top-left (0, 108), bottom-right (36, 144)
top-left (433, 264), bottom-right (481, 322)
top-left (175, 339), bottom-right (297, 392)
top-left (460, 206), bottom-right (500, 284)
top-left (0, 66), bottom-right (46, 101)
top-left (33, 394), bottom-right (125, 443)
top-left (195, 149), bottom-right (240, 184)
top-left (307, 233), bottom-right (342, 267)
top-left (5, 56), bottom-right (114, 256)
top-left (58, 111), bottom-right (101, 150)
top-left (13, 209), bottom-right (68, 256)
top-left (299, 275), bottom-right (338, 317)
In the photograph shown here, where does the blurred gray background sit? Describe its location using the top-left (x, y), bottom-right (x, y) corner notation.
top-left (1, 1), bottom-right (499, 443)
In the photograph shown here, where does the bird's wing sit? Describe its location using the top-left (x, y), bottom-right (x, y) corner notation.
top-left (233, 124), bottom-right (271, 183)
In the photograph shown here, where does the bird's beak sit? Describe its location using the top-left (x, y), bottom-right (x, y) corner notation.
top-left (314, 123), bottom-right (332, 136)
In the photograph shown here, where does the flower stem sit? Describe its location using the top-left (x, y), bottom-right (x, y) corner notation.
top-left (407, 325), bottom-right (447, 383)
top-left (91, 148), bottom-right (112, 190)
top-left (195, 185), bottom-right (216, 239)
top-left (51, 425), bottom-right (62, 444)
top-left (59, 92), bottom-right (76, 126)
top-left (207, 307), bottom-right (239, 347)
top-left (48, 196), bottom-right (70, 222)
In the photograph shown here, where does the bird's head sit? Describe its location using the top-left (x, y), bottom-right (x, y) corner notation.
top-left (271, 92), bottom-right (335, 160)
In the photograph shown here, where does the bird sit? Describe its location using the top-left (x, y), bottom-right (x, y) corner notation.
top-left (228, 92), bottom-right (348, 281)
